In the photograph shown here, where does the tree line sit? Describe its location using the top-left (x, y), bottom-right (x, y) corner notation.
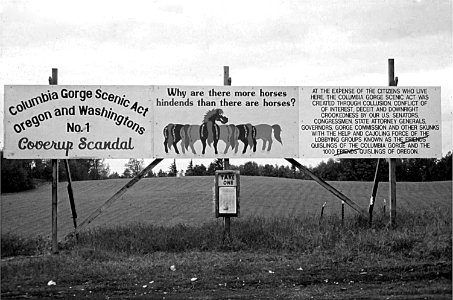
top-left (1, 151), bottom-right (451, 193)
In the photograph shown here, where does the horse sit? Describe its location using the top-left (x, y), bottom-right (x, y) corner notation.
top-left (219, 124), bottom-right (239, 154)
top-left (200, 108), bottom-right (229, 155)
top-left (255, 124), bottom-right (282, 151)
top-left (163, 123), bottom-right (187, 154)
top-left (234, 123), bottom-right (257, 154)
top-left (182, 124), bottom-right (201, 154)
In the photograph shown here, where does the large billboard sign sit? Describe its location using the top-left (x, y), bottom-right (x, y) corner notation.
top-left (153, 86), bottom-right (299, 158)
top-left (4, 86), bottom-right (152, 158)
top-left (3, 85), bottom-right (441, 159)
top-left (299, 87), bottom-right (441, 158)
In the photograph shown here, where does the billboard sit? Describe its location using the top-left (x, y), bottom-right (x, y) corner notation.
top-left (153, 86), bottom-right (299, 158)
top-left (299, 87), bottom-right (441, 158)
top-left (3, 85), bottom-right (441, 159)
top-left (4, 86), bottom-right (152, 158)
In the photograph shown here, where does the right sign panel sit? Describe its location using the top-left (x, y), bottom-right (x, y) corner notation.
top-left (299, 87), bottom-right (441, 158)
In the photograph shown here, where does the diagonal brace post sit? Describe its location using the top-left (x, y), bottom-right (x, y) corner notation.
top-left (73, 158), bottom-right (163, 235)
top-left (286, 158), bottom-right (368, 218)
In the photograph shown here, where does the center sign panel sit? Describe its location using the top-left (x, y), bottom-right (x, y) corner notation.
top-left (152, 86), bottom-right (299, 158)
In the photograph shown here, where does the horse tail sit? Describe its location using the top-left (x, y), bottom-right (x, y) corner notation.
top-left (207, 121), bottom-right (214, 146)
top-left (179, 125), bottom-right (186, 147)
top-left (246, 124), bottom-right (254, 149)
top-left (272, 124), bottom-right (282, 145)
top-left (228, 124), bottom-right (237, 149)
top-left (184, 124), bottom-right (190, 150)
top-left (163, 125), bottom-right (168, 141)
top-left (166, 124), bottom-right (174, 149)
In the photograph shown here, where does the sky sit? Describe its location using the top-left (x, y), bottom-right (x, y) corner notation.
top-left (1, 0), bottom-right (451, 174)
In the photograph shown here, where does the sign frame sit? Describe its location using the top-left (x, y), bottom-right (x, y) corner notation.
top-left (214, 170), bottom-right (240, 218)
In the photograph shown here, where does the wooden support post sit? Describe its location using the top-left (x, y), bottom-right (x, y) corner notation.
top-left (64, 160), bottom-right (78, 230)
top-left (73, 158), bottom-right (163, 235)
top-left (223, 65), bottom-right (232, 242)
top-left (320, 201), bottom-right (326, 224)
top-left (388, 58), bottom-right (398, 227)
top-left (368, 158), bottom-right (381, 226)
top-left (389, 159), bottom-right (397, 226)
top-left (286, 158), bottom-right (368, 218)
top-left (49, 68), bottom-right (58, 254)
top-left (341, 201), bottom-right (345, 225)
top-left (51, 159), bottom-right (58, 253)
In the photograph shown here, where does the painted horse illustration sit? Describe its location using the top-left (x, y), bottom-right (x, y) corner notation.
top-left (182, 124), bottom-right (201, 154)
top-left (200, 108), bottom-right (229, 154)
top-left (219, 124), bottom-right (239, 154)
top-left (234, 123), bottom-right (257, 154)
top-left (163, 123), bottom-right (187, 154)
top-left (255, 124), bottom-right (282, 151)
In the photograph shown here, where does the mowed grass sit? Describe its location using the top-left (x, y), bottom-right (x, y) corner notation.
top-left (1, 176), bottom-right (451, 240)
top-left (2, 177), bottom-right (451, 299)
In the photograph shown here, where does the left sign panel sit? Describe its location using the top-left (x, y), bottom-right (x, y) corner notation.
top-left (4, 86), bottom-right (153, 159)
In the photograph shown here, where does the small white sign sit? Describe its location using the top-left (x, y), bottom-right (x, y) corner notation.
top-left (218, 187), bottom-right (237, 214)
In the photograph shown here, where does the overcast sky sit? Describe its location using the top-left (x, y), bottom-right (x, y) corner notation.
top-left (1, 0), bottom-right (451, 173)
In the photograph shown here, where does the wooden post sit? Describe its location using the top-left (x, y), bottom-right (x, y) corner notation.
top-left (49, 68), bottom-right (58, 254)
top-left (223, 66), bottom-right (232, 242)
top-left (388, 58), bottom-right (398, 227)
top-left (51, 159), bottom-right (58, 253)
top-left (320, 201), bottom-right (326, 223)
top-left (64, 160), bottom-right (78, 230)
top-left (286, 158), bottom-right (368, 218)
top-left (341, 201), bottom-right (345, 225)
top-left (368, 158), bottom-right (381, 226)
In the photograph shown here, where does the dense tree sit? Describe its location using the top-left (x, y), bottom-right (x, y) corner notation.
top-left (436, 151), bottom-right (452, 180)
top-left (88, 159), bottom-right (110, 180)
top-left (168, 159), bottom-right (178, 177)
top-left (240, 161), bottom-right (259, 176)
top-left (125, 159), bottom-right (144, 177)
top-left (207, 159), bottom-right (224, 175)
top-left (192, 164), bottom-right (207, 176)
top-left (1, 151), bottom-right (34, 193)
top-left (122, 168), bottom-right (132, 178)
top-left (146, 170), bottom-right (156, 177)
top-left (185, 160), bottom-right (194, 176)
top-left (157, 169), bottom-right (167, 177)
top-left (109, 172), bottom-right (121, 179)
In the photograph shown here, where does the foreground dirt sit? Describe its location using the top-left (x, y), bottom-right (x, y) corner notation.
top-left (2, 253), bottom-right (451, 299)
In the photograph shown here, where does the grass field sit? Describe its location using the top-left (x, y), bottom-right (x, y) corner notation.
top-left (1, 177), bottom-right (451, 299)
top-left (1, 176), bottom-right (451, 240)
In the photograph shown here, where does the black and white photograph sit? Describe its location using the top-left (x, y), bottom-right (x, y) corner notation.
top-left (1, 0), bottom-right (451, 298)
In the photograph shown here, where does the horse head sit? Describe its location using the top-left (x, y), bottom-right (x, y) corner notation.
top-left (203, 108), bottom-right (228, 124)
top-left (217, 113), bottom-right (229, 124)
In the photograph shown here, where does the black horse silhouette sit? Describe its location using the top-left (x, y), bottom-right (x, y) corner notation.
top-left (163, 123), bottom-right (186, 154)
top-left (234, 123), bottom-right (257, 154)
top-left (200, 108), bottom-right (228, 154)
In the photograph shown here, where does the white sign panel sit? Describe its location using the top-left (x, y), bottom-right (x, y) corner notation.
top-left (299, 87), bottom-right (441, 158)
top-left (153, 86), bottom-right (299, 158)
top-left (4, 85), bottom-right (152, 158)
top-left (218, 187), bottom-right (237, 214)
